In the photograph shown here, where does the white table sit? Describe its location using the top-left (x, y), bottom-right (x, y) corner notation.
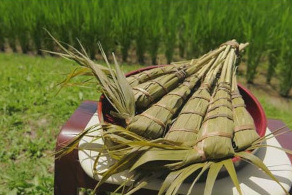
top-left (79, 112), bottom-right (292, 195)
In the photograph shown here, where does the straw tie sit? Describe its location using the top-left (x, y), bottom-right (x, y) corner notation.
top-left (220, 40), bottom-right (239, 54)
top-left (193, 146), bottom-right (206, 161)
top-left (151, 80), bottom-right (169, 94)
top-left (168, 91), bottom-right (188, 101)
top-left (234, 124), bottom-right (256, 132)
top-left (196, 132), bottom-right (234, 144)
top-left (175, 69), bottom-right (187, 80)
top-left (139, 113), bottom-right (167, 129)
top-left (190, 95), bottom-right (210, 102)
top-left (140, 71), bottom-right (152, 79)
top-left (153, 103), bottom-right (175, 114)
top-left (169, 128), bottom-right (200, 134)
top-left (132, 87), bottom-right (154, 102)
top-left (203, 113), bottom-right (233, 123)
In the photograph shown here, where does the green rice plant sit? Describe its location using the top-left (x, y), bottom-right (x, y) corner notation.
top-left (112, 2), bottom-right (134, 62)
top-left (0, 0), bottom-right (292, 98)
top-left (5, 3), bottom-right (17, 53)
top-left (240, 2), bottom-right (269, 83)
top-left (147, 1), bottom-right (162, 65)
top-left (94, 0), bottom-right (116, 55)
top-left (279, 38), bottom-right (292, 97)
top-left (31, 13), bottom-right (44, 55)
top-left (133, 2), bottom-right (149, 64)
top-left (163, 2), bottom-right (178, 64)
top-left (6, 0), bottom-right (34, 54)
top-left (175, 1), bottom-right (192, 58)
top-left (266, 6), bottom-right (290, 84)
top-left (41, 0), bottom-right (62, 53)
top-left (0, 2), bottom-right (6, 51)
top-left (187, 10), bottom-right (200, 58)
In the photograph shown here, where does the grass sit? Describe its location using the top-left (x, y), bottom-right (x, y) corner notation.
top-left (0, 53), bottom-right (291, 194)
top-left (0, 53), bottom-right (141, 194)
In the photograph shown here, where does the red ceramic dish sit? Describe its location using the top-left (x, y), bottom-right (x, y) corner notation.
top-left (98, 65), bottom-right (267, 163)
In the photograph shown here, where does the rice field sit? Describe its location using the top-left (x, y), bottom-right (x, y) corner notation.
top-left (0, 0), bottom-right (291, 93)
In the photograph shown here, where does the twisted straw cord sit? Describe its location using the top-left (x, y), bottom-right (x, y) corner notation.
top-left (207, 103), bottom-right (233, 112)
top-left (216, 87), bottom-right (230, 93)
top-left (193, 145), bottom-right (206, 161)
top-left (168, 128), bottom-right (199, 134)
top-left (180, 111), bottom-right (205, 117)
top-left (234, 124), bottom-right (256, 132)
top-left (196, 132), bottom-right (233, 144)
top-left (209, 97), bottom-right (231, 104)
top-left (203, 113), bottom-right (233, 123)
top-left (167, 91), bottom-right (187, 101)
top-left (200, 83), bottom-right (211, 91)
top-left (160, 67), bottom-right (166, 73)
top-left (140, 71), bottom-right (152, 79)
top-left (139, 113), bottom-right (167, 129)
top-left (131, 74), bottom-right (142, 83)
top-left (220, 40), bottom-right (240, 54)
top-left (232, 103), bottom-right (246, 108)
top-left (153, 103), bottom-right (175, 114)
top-left (133, 87), bottom-right (154, 102)
top-left (231, 93), bottom-right (242, 99)
top-left (175, 69), bottom-right (187, 80)
top-left (189, 95), bottom-right (210, 102)
top-left (218, 82), bottom-right (231, 88)
top-left (151, 80), bottom-right (169, 94)
top-left (182, 81), bottom-right (191, 88)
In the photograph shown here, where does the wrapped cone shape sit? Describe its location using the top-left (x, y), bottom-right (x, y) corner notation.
top-left (232, 72), bottom-right (260, 151)
top-left (127, 61), bottom-right (213, 139)
top-left (133, 46), bottom-right (227, 109)
top-left (196, 50), bottom-right (236, 160)
top-left (165, 46), bottom-right (231, 146)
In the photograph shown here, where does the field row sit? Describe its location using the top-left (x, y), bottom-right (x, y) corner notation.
top-left (0, 0), bottom-right (291, 95)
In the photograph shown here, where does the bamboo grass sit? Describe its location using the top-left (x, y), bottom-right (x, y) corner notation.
top-left (127, 60), bottom-right (214, 139)
top-left (231, 69), bottom-right (259, 151)
top-left (196, 48), bottom-right (236, 160)
top-left (165, 45), bottom-right (231, 146)
top-left (45, 34), bottom-right (136, 120)
top-left (133, 46), bottom-right (227, 109)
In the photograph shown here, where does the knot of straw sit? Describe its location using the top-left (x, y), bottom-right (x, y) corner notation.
top-left (234, 124), bottom-right (256, 132)
top-left (231, 93), bottom-right (242, 99)
top-left (193, 146), bottom-right (206, 161)
top-left (175, 69), bottom-right (187, 80)
top-left (200, 83), bottom-right (211, 91)
top-left (196, 132), bottom-right (233, 144)
top-left (151, 80), bottom-right (169, 94)
top-left (139, 113), bottom-right (167, 129)
top-left (220, 40), bottom-right (240, 54)
top-left (132, 87), bottom-right (154, 102)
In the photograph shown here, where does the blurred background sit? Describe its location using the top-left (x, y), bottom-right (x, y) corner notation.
top-left (0, 0), bottom-right (292, 194)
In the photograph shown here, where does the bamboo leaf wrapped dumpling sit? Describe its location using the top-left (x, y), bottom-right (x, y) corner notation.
top-left (165, 46), bottom-right (230, 146)
top-left (196, 49), bottom-right (236, 160)
top-left (231, 69), bottom-right (260, 151)
top-left (133, 46), bottom-right (226, 109)
top-left (128, 60), bottom-right (214, 139)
